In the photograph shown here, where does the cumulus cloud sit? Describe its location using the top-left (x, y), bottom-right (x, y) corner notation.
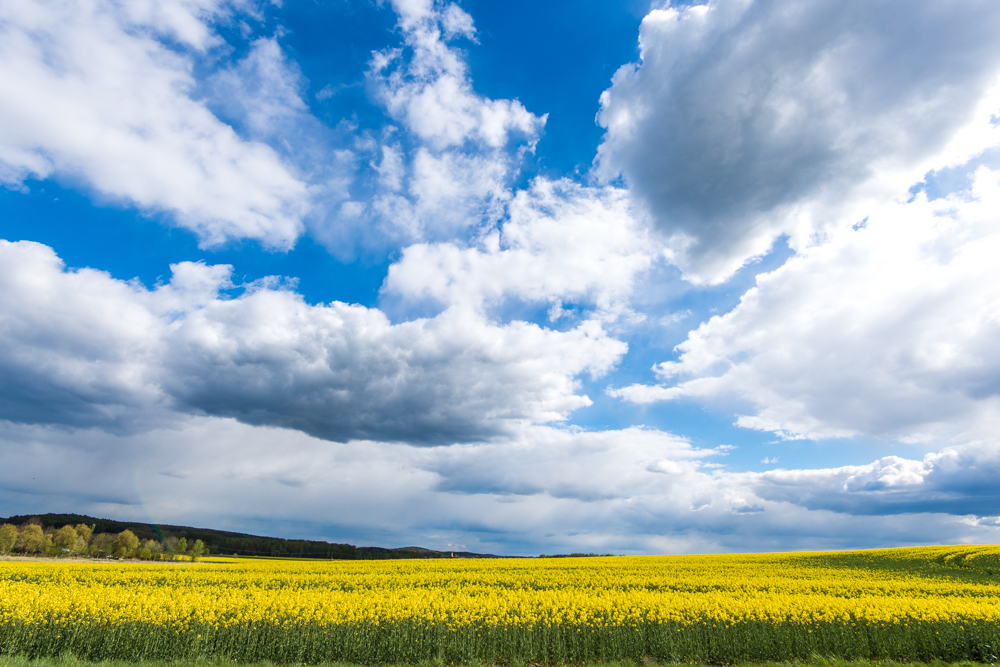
top-left (383, 178), bottom-right (653, 318)
top-left (0, 240), bottom-right (625, 443)
top-left (0, 242), bottom-right (167, 431)
top-left (3, 417), bottom-right (1000, 554)
top-left (613, 165), bottom-right (1000, 443)
top-left (596, 0), bottom-right (1000, 283)
top-left (164, 296), bottom-right (623, 443)
top-left (0, 0), bottom-right (310, 247)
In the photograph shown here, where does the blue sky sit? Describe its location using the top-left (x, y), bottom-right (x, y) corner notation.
top-left (2, 0), bottom-right (1000, 554)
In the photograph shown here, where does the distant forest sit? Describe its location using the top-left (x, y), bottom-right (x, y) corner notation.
top-left (0, 513), bottom-right (499, 560)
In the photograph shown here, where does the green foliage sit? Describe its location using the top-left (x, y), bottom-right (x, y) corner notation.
top-left (91, 533), bottom-right (115, 557)
top-left (16, 525), bottom-right (49, 555)
top-left (0, 523), bottom-right (16, 553)
top-left (140, 539), bottom-right (162, 560)
top-left (73, 524), bottom-right (93, 543)
top-left (109, 530), bottom-right (140, 559)
top-left (51, 526), bottom-right (78, 552)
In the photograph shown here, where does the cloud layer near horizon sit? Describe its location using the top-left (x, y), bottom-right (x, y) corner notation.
top-left (2, 417), bottom-right (999, 554)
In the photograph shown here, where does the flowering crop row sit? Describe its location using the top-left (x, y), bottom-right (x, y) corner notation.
top-left (2, 545), bottom-right (999, 663)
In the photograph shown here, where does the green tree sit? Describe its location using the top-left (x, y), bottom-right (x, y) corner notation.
top-left (114, 530), bottom-right (140, 558)
top-left (91, 533), bottom-right (115, 557)
top-left (141, 539), bottom-right (163, 560)
top-left (74, 523), bottom-right (94, 543)
top-left (17, 524), bottom-right (49, 554)
top-left (72, 535), bottom-right (89, 555)
top-left (164, 536), bottom-right (178, 557)
top-left (176, 537), bottom-right (187, 560)
top-left (72, 524), bottom-right (95, 555)
top-left (52, 525), bottom-right (78, 553)
top-left (0, 524), bottom-right (16, 553)
top-left (191, 539), bottom-right (205, 561)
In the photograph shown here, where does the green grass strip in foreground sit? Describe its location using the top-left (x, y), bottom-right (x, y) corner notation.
top-left (0, 654), bottom-right (996, 667)
top-left (3, 619), bottom-right (999, 664)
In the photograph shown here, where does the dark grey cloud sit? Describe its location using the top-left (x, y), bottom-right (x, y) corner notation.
top-left (162, 296), bottom-right (619, 443)
top-left (596, 0), bottom-right (1000, 282)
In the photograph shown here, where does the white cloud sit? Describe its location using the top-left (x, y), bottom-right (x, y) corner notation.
top-left (373, 1), bottom-right (543, 150)
top-left (0, 0), bottom-right (310, 248)
top-left (0, 239), bottom-right (625, 443)
top-left (747, 440), bottom-right (1000, 518)
top-left (383, 178), bottom-right (653, 317)
top-left (368, 147), bottom-right (512, 241)
top-left (0, 241), bottom-right (167, 431)
top-left (208, 37), bottom-right (309, 144)
top-left (614, 165), bottom-right (1000, 444)
top-left (596, 0), bottom-right (1000, 283)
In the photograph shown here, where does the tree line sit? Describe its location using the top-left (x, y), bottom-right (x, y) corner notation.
top-left (0, 518), bottom-right (207, 560)
top-left (0, 513), bottom-right (501, 560)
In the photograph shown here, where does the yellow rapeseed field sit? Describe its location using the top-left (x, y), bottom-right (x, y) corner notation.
top-left (2, 545), bottom-right (999, 663)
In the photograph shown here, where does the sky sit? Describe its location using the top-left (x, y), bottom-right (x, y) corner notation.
top-left (2, 0), bottom-right (1000, 555)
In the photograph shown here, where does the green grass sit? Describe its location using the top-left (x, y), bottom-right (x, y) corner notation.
top-left (0, 653), bottom-right (995, 667)
top-left (3, 619), bottom-right (999, 665)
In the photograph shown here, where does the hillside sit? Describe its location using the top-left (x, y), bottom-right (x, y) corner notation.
top-left (0, 513), bottom-right (499, 559)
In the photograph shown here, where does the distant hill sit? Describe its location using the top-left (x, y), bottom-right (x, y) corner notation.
top-left (0, 513), bottom-right (501, 560)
